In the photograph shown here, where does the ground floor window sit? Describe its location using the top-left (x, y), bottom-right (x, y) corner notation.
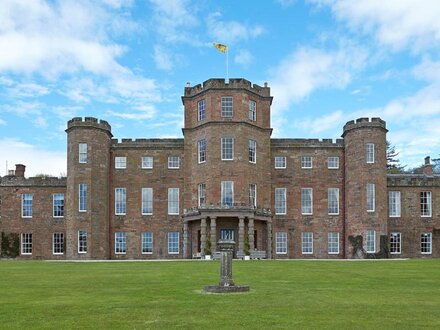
top-left (168, 232), bottom-right (179, 254)
top-left (220, 229), bottom-right (234, 240)
top-left (390, 232), bottom-right (401, 254)
top-left (328, 232), bottom-right (339, 254)
top-left (53, 233), bottom-right (64, 255)
top-left (21, 233), bottom-right (32, 255)
top-left (366, 230), bottom-right (376, 253)
top-left (302, 232), bottom-right (313, 254)
top-left (141, 232), bottom-right (153, 254)
top-left (276, 232), bottom-right (287, 254)
top-left (115, 232), bottom-right (126, 254)
top-left (78, 230), bottom-right (87, 253)
top-left (421, 233), bottom-right (432, 254)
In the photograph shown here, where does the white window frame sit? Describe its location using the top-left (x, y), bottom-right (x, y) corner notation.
top-left (301, 188), bottom-right (313, 215)
top-left (366, 143), bottom-right (375, 164)
top-left (390, 232), bottom-right (401, 255)
top-left (221, 96), bottom-right (233, 117)
top-left (168, 232), bottom-right (180, 254)
top-left (275, 188), bottom-right (286, 215)
top-left (79, 183), bottom-right (87, 212)
top-left (327, 156), bottom-right (339, 169)
top-left (198, 183), bottom-right (206, 208)
top-left (248, 139), bottom-right (257, 164)
top-left (78, 230), bottom-right (87, 254)
top-left (248, 100), bottom-right (256, 121)
top-left (276, 232), bottom-right (287, 254)
top-left (420, 191), bottom-right (432, 217)
top-left (366, 230), bottom-right (376, 253)
top-left (221, 181), bottom-right (234, 207)
top-left (141, 156), bottom-right (153, 169)
top-left (421, 233), bottom-right (432, 254)
top-left (141, 232), bottom-right (153, 254)
top-left (115, 232), bottom-right (126, 254)
top-left (328, 188), bottom-right (339, 215)
top-left (141, 188), bottom-right (153, 215)
top-left (168, 188), bottom-right (179, 215)
top-left (249, 183), bottom-right (257, 208)
top-left (328, 232), bottom-right (339, 254)
top-left (389, 191), bottom-right (401, 217)
top-left (21, 193), bottom-right (33, 218)
top-left (53, 193), bottom-right (64, 218)
top-left (302, 232), bottom-right (313, 254)
top-left (79, 143), bottom-right (87, 164)
top-left (115, 156), bottom-right (127, 169)
top-left (168, 156), bottom-right (180, 169)
top-left (301, 156), bottom-right (312, 169)
top-left (53, 232), bottom-right (64, 255)
top-left (115, 188), bottom-right (126, 215)
top-left (21, 233), bottom-right (32, 255)
top-left (367, 183), bottom-right (375, 212)
top-left (198, 99), bottom-right (206, 121)
top-left (198, 139), bottom-right (206, 164)
top-left (221, 137), bottom-right (234, 160)
top-left (275, 156), bottom-right (286, 169)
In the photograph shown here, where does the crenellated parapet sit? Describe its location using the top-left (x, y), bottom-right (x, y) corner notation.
top-left (183, 78), bottom-right (271, 98)
top-left (387, 174), bottom-right (440, 187)
top-left (342, 117), bottom-right (387, 137)
top-left (0, 176), bottom-right (66, 187)
top-left (111, 138), bottom-right (184, 150)
top-left (66, 117), bottom-right (112, 137)
top-left (271, 138), bottom-right (344, 148)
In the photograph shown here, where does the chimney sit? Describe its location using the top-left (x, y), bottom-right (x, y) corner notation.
top-left (423, 157), bottom-right (433, 175)
top-left (15, 164), bottom-right (26, 178)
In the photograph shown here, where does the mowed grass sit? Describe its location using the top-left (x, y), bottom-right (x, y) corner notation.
top-left (0, 260), bottom-right (439, 329)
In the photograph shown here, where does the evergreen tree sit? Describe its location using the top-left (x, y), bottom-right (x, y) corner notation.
top-left (386, 141), bottom-right (405, 173)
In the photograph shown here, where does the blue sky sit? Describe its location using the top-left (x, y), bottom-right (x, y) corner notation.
top-left (1, 0), bottom-right (440, 176)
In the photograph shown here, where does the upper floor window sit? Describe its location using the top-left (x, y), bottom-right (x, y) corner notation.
top-left (198, 99), bottom-right (206, 121)
top-left (366, 230), bottom-right (376, 253)
top-left (78, 230), bottom-right (87, 254)
top-left (168, 156), bottom-right (180, 169)
top-left (328, 188), bottom-right (339, 215)
top-left (115, 188), bottom-right (126, 215)
top-left (390, 232), bottom-right (401, 254)
top-left (302, 232), bottom-right (313, 254)
top-left (248, 139), bottom-right (257, 163)
top-left (249, 183), bottom-right (257, 207)
top-left (115, 232), bottom-right (126, 254)
top-left (21, 193), bottom-right (33, 218)
top-left (421, 233), bottom-right (432, 254)
top-left (275, 156), bottom-right (286, 169)
top-left (141, 188), bottom-right (153, 215)
top-left (248, 100), bottom-right (256, 121)
top-left (301, 156), bottom-right (312, 169)
top-left (420, 191), bottom-right (432, 217)
top-left (53, 193), bottom-right (64, 218)
top-left (21, 233), bottom-right (32, 255)
top-left (168, 188), bottom-right (179, 215)
top-left (389, 191), bottom-right (401, 217)
top-left (198, 139), bottom-right (206, 163)
top-left (366, 143), bottom-right (375, 163)
top-left (115, 156), bottom-right (126, 169)
top-left (53, 233), bottom-right (64, 255)
top-left (221, 181), bottom-right (234, 207)
top-left (301, 188), bottom-right (313, 215)
top-left (198, 183), bottom-right (206, 207)
top-left (367, 183), bottom-right (375, 212)
top-left (221, 137), bottom-right (234, 160)
top-left (79, 143), bottom-right (87, 163)
top-left (141, 156), bottom-right (153, 169)
top-left (275, 188), bottom-right (286, 215)
top-left (221, 96), bottom-right (233, 117)
top-left (79, 183), bottom-right (87, 212)
top-left (327, 156), bottom-right (339, 169)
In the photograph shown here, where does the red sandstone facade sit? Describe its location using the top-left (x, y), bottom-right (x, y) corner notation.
top-left (0, 78), bottom-right (439, 259)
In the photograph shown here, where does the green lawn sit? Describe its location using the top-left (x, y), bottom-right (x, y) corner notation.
top-left (0, 259), bottom-right (439, 329)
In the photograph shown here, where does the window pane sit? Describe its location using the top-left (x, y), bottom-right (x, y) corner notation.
top-left (198, 183), bottom-right (206, 207)
top-left (301, 188), bottom-right (313, 215)
top-left (390, 232), bottom-right (401, 254)
top-left (168, 188), bottom-right (179, 214)
top-left (421, 233), bottom-right (432, 254)
top-left (327, 156), bottom-right (339, 169)
top-left (366, 143), bottom-right (375, 163)
top-left (79, 143), bottom-right (87, 163)
top-left (275, 156), bottom-right (286, 169)
top-left (328, 232), bottom-right (339, 254)
top-left (141, 156), bottom-right (153, 169)
top-left (78, 230), bottom-right (88, 253)
top-left (389, 191), bottom-right (401, 217)
top-left (168, 156), bottom-right (180, 169)
top-left (248, 100), bottom-right (256, 121)
top-left (221, 181), bottom-right (234, 207)
top-left (53, 193), bottom-right (64, 217)
top-left (198, 99), bottom-right (206, 121)
top-left (328, 188), bottom-right (339, 215)
top-left (21, 233), bottom-right (33, 255)
top-left (22, 194), bottom-right (33, 217)
top-left (221, 137), bottom-right (234, 160)
top-left (168, 232), bottom-right (179, 254)
top-left (275, 188), bottom-right (286, 214)
top-left (221, 96), bottom-right (233, 117)
top-left (115, 232), bottom-right (126, 254)
top-left (142, 188), bottom-right (153, 215)
top-left (301, 156), bottom-right (312, 168)
top-left (142, 232), bottom-right (153, 254)
top-left (366, 230), bottom-right (376, 253)
top-left (115, 188), bottom-right (126, 215)
top-left (53, 233), bottom-right (64, 254)
top-left (248, 139), bottom-right (256, 163)
top-left (115, 156), bottom-right (127, 169)
top-left (367, 183), bottom-right (375, 212)
top-left (276, 232), bottom-right (287, 254)
top-left (79, 184), bottom-right (87, 212)
top-left (249, 184), bottom-right (257, 207)
top-left (421, 192), bottom-right (432, 217)
top-left (198, 139), bottom-right (206, 163)
top-left (302, 232), bottom-right (313, 254)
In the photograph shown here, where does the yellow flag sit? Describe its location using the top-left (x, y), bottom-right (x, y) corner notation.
top-left (213, 42), bottom-right (227, 53)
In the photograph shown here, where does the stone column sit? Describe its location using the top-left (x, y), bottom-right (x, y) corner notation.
top-left (238, 217), bottom-right (245, 256)
top-left (267, 222), bottom-right (272, 259)
top-left (183, 222), bottom-right (189, 259)
top-left (210, 217), bottom-right (217, 253)
top-left (201, 218), bottom-right (207, 257)
top-left (219, 240), bottom-right (235, 286)
top-left (248, 218), bottom-right (255, 251)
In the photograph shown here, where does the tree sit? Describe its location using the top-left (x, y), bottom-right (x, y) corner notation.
top-left (432, 157), bottom-right (440, 174)
top-left (387, 141), bottom-right (405, 173)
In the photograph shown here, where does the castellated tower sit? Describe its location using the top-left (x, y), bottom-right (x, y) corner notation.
top-left (65, 117), bottom-right (112, 259)
top-left (342, 118), bottom-right (388, 258)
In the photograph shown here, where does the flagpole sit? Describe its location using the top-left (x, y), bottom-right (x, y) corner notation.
top-left (226, 48), bottom-right (229, 82)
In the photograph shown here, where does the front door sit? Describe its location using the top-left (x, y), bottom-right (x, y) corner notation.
top-left (220, 229), bottom-right (234, 241)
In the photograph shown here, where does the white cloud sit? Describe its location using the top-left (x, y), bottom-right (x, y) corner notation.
top-left (277, 0), bottom-right (297, 7)
top-left (0, 138), bottom-right (66, 177)
top-left (7, 82), bottom-right (50, 98)
top-left (206, 12), bottom-right (265, 45)
top-left (317, 0), bottom-right (440, 52)
top-left (234, 50), bottom-right (253, 68)
top-left (293, 110), bottom-right (344, 135)
top-left (106, 104), bottom-right (157, 120)
top-left (153, 45), bottom-right (174, 71)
